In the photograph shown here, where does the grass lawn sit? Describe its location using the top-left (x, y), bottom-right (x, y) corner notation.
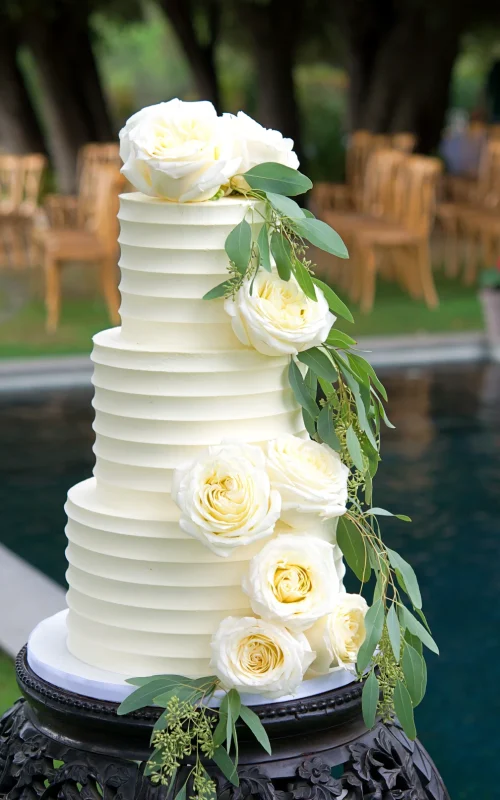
top-left (0, 652), bottom-right (20, 715)
top-left (0, 275), bottom-right (484, 360)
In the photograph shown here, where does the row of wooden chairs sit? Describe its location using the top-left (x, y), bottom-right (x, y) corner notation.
top-left (0, 144), bottom-right (123, 332)
top-left (0, 154), bottom-right (47, 268)
top-left (312, 151), bottom-right (441, 312)
top-left (316, 130), bottom-right (417, 213)
top-left (437, 139), bottom-right (500, 284)
top-left (36, 143), bottom-right (122, 331)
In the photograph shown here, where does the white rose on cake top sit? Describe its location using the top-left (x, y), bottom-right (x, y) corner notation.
top-left (225, 270), bottom-right (334, 357)
top-left (210, 616), bottom-right (314, 698)
top-left (172, 443), bottom-right (281, 557)
top-left (242, 534), bottom-right (344, 632)
top-left (221, 111), bottom-right (299, 190)
top-left (306, 593), bottom-right (368, 674)
top-left (119, 99), bottom-right (240, 202)
top-left (267, 435), bottom-right (349, 528)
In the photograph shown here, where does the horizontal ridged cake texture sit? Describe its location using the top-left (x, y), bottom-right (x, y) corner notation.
top-left (64, 193), bottom-right (316, 677)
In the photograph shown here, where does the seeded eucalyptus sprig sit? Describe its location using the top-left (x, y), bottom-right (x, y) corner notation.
top-left (117, 677), bottom-right (271, 798)
top-left (202, 161), bottom-right (439, 741)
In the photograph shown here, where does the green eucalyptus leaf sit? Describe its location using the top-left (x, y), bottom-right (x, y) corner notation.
top-left (303, 408), bottom-right (317, 437)
top-left (292, 217), bottom-right (349, 258)
top-left (203, 281), bottom-right (232, 301)
top-left (404, 630), bottom-right (423, 655)
top-left (213, 713), bottom-right (228, 748)
top-left (257, 225), bottom-right (272, 272)
top-left (312, 278), bottom-right (354, 322)
top-left (303, 208), bottom-right (315, 218)
top-left (386, 603), bottom-right (401, 662)
top-left (291, 258), bottom-right (317, 300)
top-left (337, 517), bottom-right (370, 583)
top-left (393, 681), bottom-right (416, 740)
top-left (318, 375), bottom-right (334, 398)
top-left (348, 353), bottom-right (388, 401)
top-left (118, 678), bottom-right (188, 715)
top-left (212, 746), bottom-right (239, 786)
top-left (271, 231), bottom-right (293, 280)
top-left (402, 643), bottom-right (427, 707)
top-left (365, 508), bottom-right (411, 522)
top-left (239, 705), bottom-right (272, 755)
top-left (266, 192), bottom-right (305, 219)
top-left (364, 471), bottom-right (373, 506)
top-left (304, 366), bottom-right (318, 398)
top-left (399, 606), bottom-right (439, 655)
top-left (152, 710), bottom-right (169, 733)
top-left (243, 162), bottom-right (312, 196)
top-left (225, 219), bottom-right (252, 274)
top-left (357, 599), bottom-right (385, 674)
top-left (174, 780), bottom-right (187, 800)
top-left (362, 670), bottom-right (379, 729)
top-left (317, 405), bottom-right (341, 451)
top-left (326, 329), bottom-right (357, 348)
top-left (154, 685), bottom-right (197, 707)
top-left (227, 689), bottom-right (241, 724)
top-left (288, 360), bottom-right (319, 419)
top-left (346, 425), bottom-right (365, 472)
top-left (415, 607), bottom-right (433, 633)
top-left (387, 548), bottom-right (422, 610)
top-left (297, 348), bottom-right (337, 382)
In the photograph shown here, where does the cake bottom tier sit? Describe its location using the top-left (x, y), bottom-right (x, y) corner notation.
top-left (64, 479), bottom-right (345, 677)
top-left (65, 478), bottom-right (254, 676)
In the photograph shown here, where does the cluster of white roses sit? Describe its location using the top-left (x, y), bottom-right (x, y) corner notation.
top-left (172, 435), bottom-right (368, 699)
top-left (119, 98), bottom-right (299, 203)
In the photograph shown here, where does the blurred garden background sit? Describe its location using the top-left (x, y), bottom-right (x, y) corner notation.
top-left (2, 3), bottom-right (500, 799)
top-left (2, 0), bottom-right (500, 349)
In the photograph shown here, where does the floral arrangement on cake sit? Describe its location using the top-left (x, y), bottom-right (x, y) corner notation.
top-left (117, 99), bottom-right (437, 798)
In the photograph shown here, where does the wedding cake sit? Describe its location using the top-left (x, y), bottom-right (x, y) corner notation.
top-left (46, 95), bottom-right (430, 723)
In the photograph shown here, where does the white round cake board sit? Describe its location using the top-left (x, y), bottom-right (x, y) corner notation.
top-left (27, 610), bottom-right (359, 707)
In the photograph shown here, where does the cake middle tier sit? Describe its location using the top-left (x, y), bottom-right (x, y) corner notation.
top-left (91, 327), bottom-right (304, 513)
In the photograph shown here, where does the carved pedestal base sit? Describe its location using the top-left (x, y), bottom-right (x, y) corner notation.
top-left (0, 647), bottom-right (449, 800)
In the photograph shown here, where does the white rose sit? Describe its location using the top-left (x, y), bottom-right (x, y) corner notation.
top-left (210, 616), bottom-right (314, 698)
top-left (306, 594), bottom-right (368, 674)
top-left (242, 534), bottom-right (344, 632)
top-left (172, 443), bottom-right (281, 557)
top-left (221, 111), bottom-right (299, 190)
top-left (267, 435), bottom-right (349, 528)
top-left (119, 99), bottom-right (241, 202)
top-left (225, 270), bottom-right (334, 357)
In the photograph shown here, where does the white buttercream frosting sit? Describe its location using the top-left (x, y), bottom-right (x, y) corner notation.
top-left (65, 194), bottom-right (318, 677)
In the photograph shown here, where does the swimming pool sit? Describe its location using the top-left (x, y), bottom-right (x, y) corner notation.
top-left (1, 362), bottom-right (499, 799)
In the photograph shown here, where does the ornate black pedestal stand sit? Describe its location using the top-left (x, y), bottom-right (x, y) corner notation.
top-left (0, 647), bottom-right (449, 800)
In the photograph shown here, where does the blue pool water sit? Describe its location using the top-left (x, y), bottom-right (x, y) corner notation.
top-left (1, 363), bottom-right (499, 799)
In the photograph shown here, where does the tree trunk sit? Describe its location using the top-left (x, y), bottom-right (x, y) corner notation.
top-left (344, 2), bottom-right (463, 152)
top-left (243, 0), bottom-right (304, 167)
top-left (339, 0), bottom-right (396, 131)
top-left (390, 22), bottom-right (461, 153)
top-left (71, 26), bottom-right (115, 142)
top-left (162, 0), bottom-right (220, 109)
top-left (24, 8), bottom-right (113, 192)
top-left (0, 20), bottom-right (46, 154)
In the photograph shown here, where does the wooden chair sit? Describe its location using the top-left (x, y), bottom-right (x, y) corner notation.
top-left (437, 139), bottom-right (500, 279)
top-left (352, 156), bottom-right (442, 312)
top-left (456, 142), bottom-right (500, 283)
top-left (391, 132), bottom-right (417, 153)
top-left (43, 142), bottom-right (120, 230)
top-left (321, 149), bottom-right (407, 294)
top-left (310, 131), bottom-right (380, 214)
top-left (0, 154), bottom-right (46, 267)
top-left (37, 165), bottom-right (124, 332)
